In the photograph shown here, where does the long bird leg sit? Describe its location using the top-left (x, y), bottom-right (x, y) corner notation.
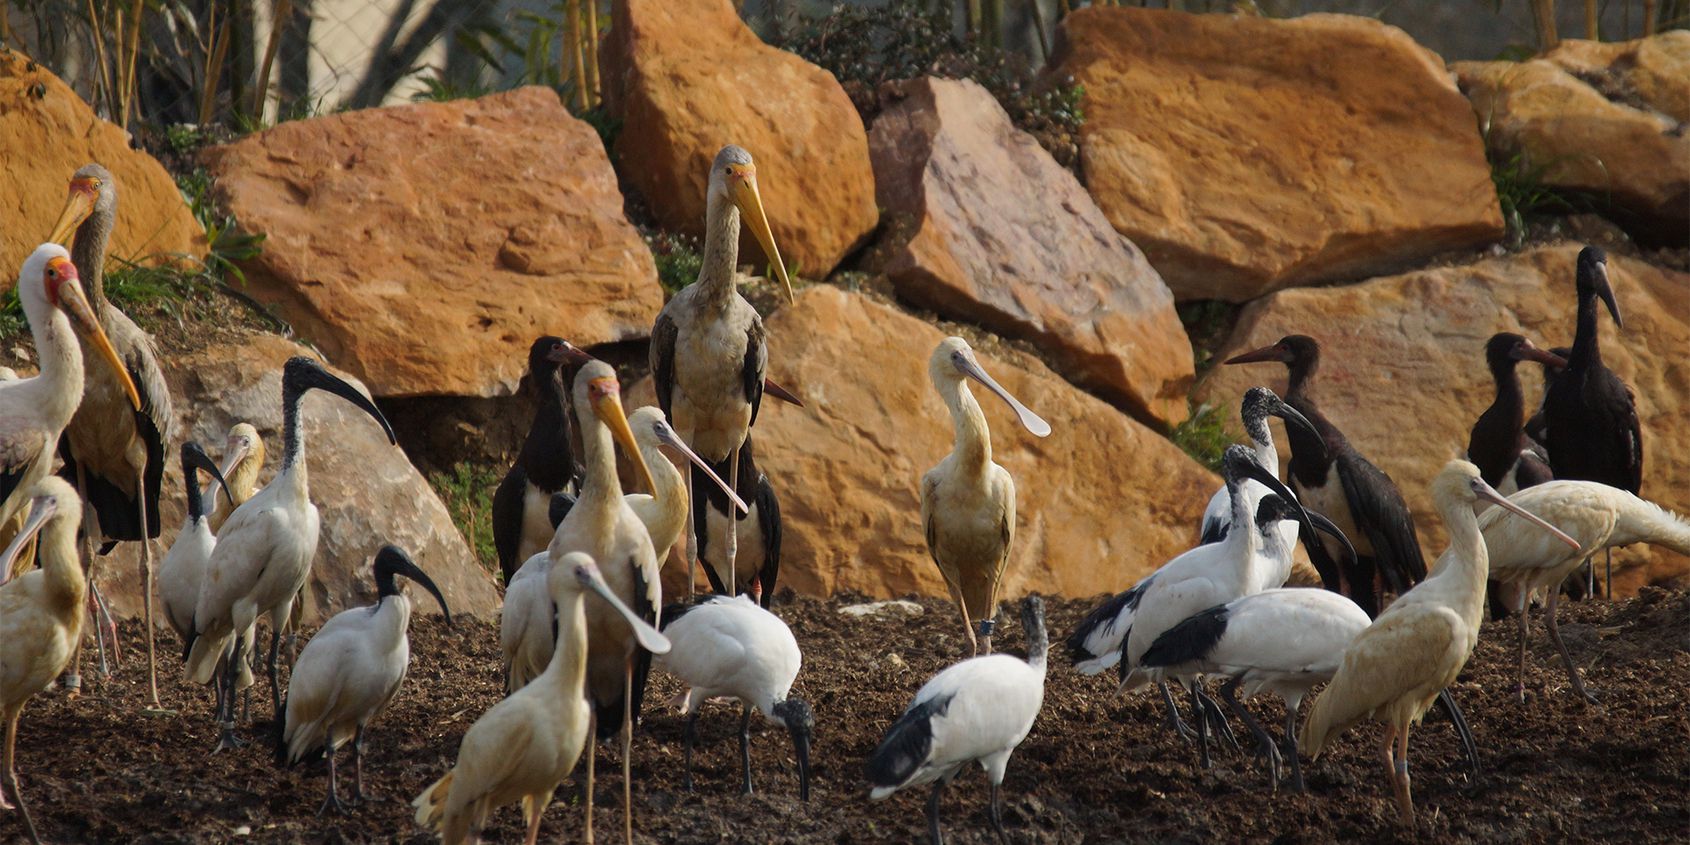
top-left (137, 482), bottom-right (170, 715)
top-left (1190, 683), bottom-right (1212, 769)
top-left (925, 780), bottom-right (946, 845)
top-left (267, 621), bottom-right (284, 719)
top-left (65, 463), bottom-right (95, 690)
top-left (214, 637), bottom-right (248, 751)
top-left (1544, 591), bottom-right (1599, 705)
top-left (316, 746), bottom-right (346, 816)
top-left (1156, 682), bottom-right (1198, 742)
top-left (1194, 685), bottom-right (1240, 751)
top-left (1283, 701), bottom-right (1306, 793)
top-left (1378, 724), bottom-right (1409, 826)
top-left (951, 588), bottom-right (979, 656)
top-left (725, 444), bottom-right (741, 594)
top-left (1435, 690), bottom-right (1480, 776)
top-left (739, 702), bottom-right (754, 795)
top-left (622, 662), bottom-right (634, 845)
top-left (521, 793), bottom-right (547, 845)
top-left (682, 710), bottom-right (699, 792)
top-left (988, 782), bottom-right (1009, 845)
top-left (584, 710), bottom-right (596, 845)
top-left (4, 710), bottom-right (43, 844)
top-left (1603, 548), bottom-right (1613, 599)
top-left (90, 584), bottom-right (120, 670)
top-left (1220, 678), bottom-right (1279, 791)
top-left (352, 725), bottom-right (368, 803)
top-left (1394, 721), bottom-right (1414, 826)
top-left (1515, 589), bottom-right (1531, 701)
top-left (683, 468), bottom-right (696, 598)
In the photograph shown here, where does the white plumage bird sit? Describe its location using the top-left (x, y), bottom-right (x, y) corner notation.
top-left (1140, 587), bottom-right (1371, 792)
top-left (625, 406), bottom-right (745, 566)
top-left (1301, 460), bottom-right (1579, 827)
top-left (277, 545), bottom-right (450, 815)
top-left (867, 596), bottom-right (1048, 845)
top-left (184, 357), bottom-right (397, 750)
top-left (158, 442), bottom-right (248, 709)
top-left (1481, 480), bottom-right (1690, 703)
top-left (657, 594), bottom-right (812, 799)
top-left (413, 552), bottom-right (670, 845)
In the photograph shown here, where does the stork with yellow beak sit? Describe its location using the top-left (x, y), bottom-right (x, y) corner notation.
top-left (0, 244), bottom-right (140, 586)
top-left (650, 144), bottom-right (792, 596)
top-left (48, 164), bottom-right (177, 709)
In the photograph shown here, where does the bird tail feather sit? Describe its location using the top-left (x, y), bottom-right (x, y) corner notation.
top-left (413, 770), bottom-right (454, 831)
top-left (1610, 494), bottom-right (1690, 557)
top-left (1299, 675), bottom-right (1364, 761)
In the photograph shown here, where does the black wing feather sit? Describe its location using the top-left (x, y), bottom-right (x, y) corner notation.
top-left (1336, 453), bottom-right (1427, 592)
top-left (490, 465), bottom-right (528, 585)
top-left (1065, 582), bottom-right (1147, 663)
top-left (755, 473), bottom-right (781, 608)
top-left (866, 694), bottom-right (953, 790)
top-left (1139, 603), bottom-right (1230, 669)
top-left (651, 310), bottom-right (679, 420)
top-left (743, 320), bottom-right (767, 428)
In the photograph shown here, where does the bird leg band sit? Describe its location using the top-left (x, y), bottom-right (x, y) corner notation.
top-left (976, 618), bottom-right (996, 638)
top-left (1395, 760), bottom-right (1408, 775)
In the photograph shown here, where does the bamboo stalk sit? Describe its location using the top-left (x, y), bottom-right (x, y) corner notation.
top-left (118, 0), bottom-right (143, 131)
top-left (253, 0), bottom-right (292, 121)
top-left (85, 0), bottom-right (115, 119)
top-left (1584, 0), bottom-right (1598, 38)
top-left (584, 1), bottom-right (599, 110)
top-left (1643, 0), bottom-right (1657, 34)
top-left (1029, 0), bottom-right (1050, 59)
top-left (1531, 0), bottom-right (1560, 51)
top-left (565, 0), bottom-right (586, 111)
top-left (200, 4), bottom-right (231, 126)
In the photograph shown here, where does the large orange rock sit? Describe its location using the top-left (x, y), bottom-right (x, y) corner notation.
top-left (1048, 8), bottom-right (1504, 302)
top-left (0, 48), bottom-right (204, 278)
top-left (202, 87), bottom-right (661, 399)
top-left (599, 0), bottom-right (877, 278)
top-left (1454, 33), bottom-right (1690, 244)
top-left (1197, 245), bottom-right (1690, 592)
top-left (96, 333), bottom-right (502, 623)
top-left (632, 286), bottom-right (1218, 603)
top-left (869, 77), bottom-right (1193, 428)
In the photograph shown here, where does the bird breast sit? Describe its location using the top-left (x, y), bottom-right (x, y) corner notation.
top-left (1293, 468), bottom-right (1376, 558)
top-left (0, 578), bottom-right (84, 709)
top-left (671, 311), bottom-right (758, 462)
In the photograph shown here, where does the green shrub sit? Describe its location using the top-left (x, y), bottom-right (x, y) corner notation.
top-left (1171, 402), bottom-right (1232, 473)
top-left (430, 461), bottom-right (502, 576)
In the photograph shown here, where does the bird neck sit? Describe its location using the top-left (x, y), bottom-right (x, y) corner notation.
top-left (1024, 620), bottom-right (1048, 672)
top-left (698, 196), bottom-right (742, 309)
top-left (1570, 289), bottom-right (1603, 368)
top-left (642, 442), bottom-right (687, 551)
top-left (279, 385), bottom-right (309, 487)
top-left (540, 590), bottom-right (590, 696)
top-left (1432, 500), bottom-right (1489, 626)
top-left (520, 378), bottom-right (575, 489)
top-left (577, 418), bottom-right (624, 529)
top-left (73, 210), bottom-right (114, 305)
top-left (184, 468), bottom-right (206, 520)
top-left (1244, 415), bottom-right (1278, 476)
top-left (39, 515), bottom-right (88, 619)
top-left (943, 379), bottom-right (992, 471)
top-left (1489, 360), bottom-right (1525, 412)
top-left (24, 304), bottom-right (85, 426)
top-left (1284, 357), bottom-right (1318, 404)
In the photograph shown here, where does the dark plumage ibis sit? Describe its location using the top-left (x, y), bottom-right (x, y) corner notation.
top-left (1226, 335), bottom-right (1427, 616)
top-left (277, 545), bottom-right (450, 815)
top-left (1541, 246), bottom-right (1643, 596)
top-left (695, 432), bottom-right (782, 607)
top-left (491, 336), bottom-right (589, 586)
top-left (868, 597), bottom-right (1047, 845)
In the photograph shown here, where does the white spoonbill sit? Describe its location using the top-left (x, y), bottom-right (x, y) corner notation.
top-left (207, 423), bottom-right (265, 534)
top-left (1301, 460), bottom-right (1579, 827)
top-left (1481, 480), bottom-right (1690, 703)
top-left (413, 552), bottom-right (670, 845)
top-left (277, 545), bottom-right (451, 815)
top-left (0, 478), bottom-right (87, 842)
top-left (868, 596), bottom-right (1048, 845)
top-left (184, 357), bottom-right (397, 751)
top-left (657, 594), bottom-right (812, 799)
top-left (921, 337), bottom-right (1050, 656)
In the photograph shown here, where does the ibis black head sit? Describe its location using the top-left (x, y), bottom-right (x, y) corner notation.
top-left (772, 698), bottom-right (814, 801)
top-left (1239, 386), bottom-right (1316, 446)
top-left (1575, 246), bottom-right (1622, 329)
top-left (282, 357), bottom-right (397, 445)
top-left (180, 440), bottom-right (233, 520)
top-left (1254, 493), bottom-right (1300, 529)
top-left (1484, 333), bottom-right (1566, 377)
top-left (373, 544), bottom-right (452, 625)
top-left (528, 336), bottom-right (590, 382)
top-left (1020, 595), bottom-right (1048, 667)
top-left (1225, 335), bottom-right (1320, 369)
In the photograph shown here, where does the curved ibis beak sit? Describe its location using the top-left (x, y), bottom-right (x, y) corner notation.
top-left (395, 554), bottom-right (454, 625)
top-left (1225, 344), bottom-right (1289, 365)
top-left (591, 380), bottom-right (658, 495)
top-left (1470, 478), bottom-right (1581, 550)
top-left (183, 440), bottom-right (235, 510)
top-left (956, 353), bottom-right (1051, 437)
top-left (53, 259), bottom-right (142, 410)
top-left (1302, 507), bottom-right (1359, 583)
top-left (0, 493), bottom-right (59, 586)
top-left (1269, 398), bottom-right (1319, 442)
top-left (573, 558), bottom-right (671, 654)
top-left (1513, 340), bottom-right (1567, 368)
top-left (1229, 451), bottom-right (1353, 563)
top-left (1592, 260), bottom-right (1623, 330)
top-left (652, 418), bottom-right (748, 515)
top-left (48, 185), bottom-right (96, 246)
top-left (289, 358), bottom-right (397, 445)
top-left (794, 726), bottom-right (812, 802)
top-left (728, 167), bottom-right (793, 303)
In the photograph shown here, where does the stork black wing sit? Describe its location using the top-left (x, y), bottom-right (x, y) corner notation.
top-left (1336, 452), bottom-right (1427, 592)
top-left (650, 309), bottom-right (679, 420)
top-left (755, 472), bottom-right (781, 608)
top-left (490, 465), bottom-right (528, 585)
top-left (743, 319), bottom-right (768, 428)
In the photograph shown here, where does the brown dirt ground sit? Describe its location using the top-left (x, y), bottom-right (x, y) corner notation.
top-left (7, 587), bottom-right (1689, 844)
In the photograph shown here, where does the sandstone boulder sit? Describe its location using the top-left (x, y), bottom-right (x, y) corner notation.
top-left (0, 48), bottom-right (204, 278)
top-left (96, 333), bottom-right (501, 623)
top-left (632, 286), bottom-right (1218, 604)
top-left (202, 87), bottom-right (661, 399)
top-left (1454, 33), bottom-right (1690, 243)
top-left (599, 0), bottom-right (877, 278)
top-left (1197, 245), bottom-right (1690, 592)
top-left (869, 77), bottom-right (1193, 428)
top-left (1048, 8), bottom-right (1504, 302)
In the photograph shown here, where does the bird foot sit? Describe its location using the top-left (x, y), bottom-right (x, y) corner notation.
top-left (61, 674), bottom-right (82, 700)
top-left (1164, 713), bottom-right (1198, 744)
top-left (316, 792), bottom-right (349, 817)
top-left (212, 728), bottom-right (248, 753)
top-left (142, 706), bottom-right (178, 718)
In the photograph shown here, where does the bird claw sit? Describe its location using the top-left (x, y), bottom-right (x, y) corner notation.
top-left (316, 793), bottom-right (349, 817)
top-left (212, 729), bottom-right (248, 753)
